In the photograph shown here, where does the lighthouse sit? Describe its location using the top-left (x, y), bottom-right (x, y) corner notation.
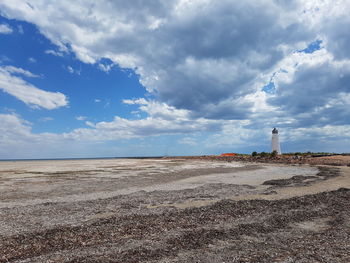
top-left (271, 128), bottom-right (281, 154)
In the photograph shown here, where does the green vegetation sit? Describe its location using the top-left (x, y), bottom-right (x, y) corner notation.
top-left (251, 151), bottom-right (278, 158)
top-left (248, 151), bottom-right (350, 158)
top-left (283, 152), bottom-right (340, 157)
top-left (260, 152), bottom-right (268, 157)
top-left (270, 150), bottom-right (278, 157)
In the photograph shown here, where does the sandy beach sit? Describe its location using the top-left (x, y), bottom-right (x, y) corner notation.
top-left (0, 158), bottom-right (349, 262)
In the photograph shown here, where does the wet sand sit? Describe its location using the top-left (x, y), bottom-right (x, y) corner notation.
top-left (0, 158), bottom-right (349, 262)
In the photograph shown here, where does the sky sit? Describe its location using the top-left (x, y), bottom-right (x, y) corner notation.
top-left (0, 0), bottom-right (349, 159)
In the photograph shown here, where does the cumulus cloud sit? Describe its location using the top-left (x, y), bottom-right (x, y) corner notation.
top-left (0, 23), bottom-right (12, 34)
top-left (1, 0), bottom-right (350, 155)
top-left (0, 114), bottom-right (43, 158)
top-left (0, 114), bottom-right (93, 159)
top-left (265, 48), bottom-right (350, 128)
top-left (66, 99), bottom-right (221, 141)
top-left (0, 66), bottom-right (68, 109)
top-left (0, 0), bottom-right (314, 118)
top-left (1, 111), bottom-right (348, 159)
top-left (0, 113), bottom-right (33, 142)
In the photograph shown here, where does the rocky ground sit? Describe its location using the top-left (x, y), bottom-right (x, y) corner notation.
top-left (0, 158), bottom-right (349, 262)
top-left (182, 154), bottom-right (350, 166)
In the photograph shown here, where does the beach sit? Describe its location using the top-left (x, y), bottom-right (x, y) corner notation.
top-left (0, 158), bottom-right (349, 262)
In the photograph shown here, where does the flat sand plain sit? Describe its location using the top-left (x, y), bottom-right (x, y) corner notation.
top-left (0, 158), bottom-right (349, 262)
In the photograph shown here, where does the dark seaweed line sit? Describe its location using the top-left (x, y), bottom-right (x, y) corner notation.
top-left (0, 188), bottom-right (349, 263)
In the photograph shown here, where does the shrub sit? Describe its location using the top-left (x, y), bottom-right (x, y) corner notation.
top-left (270, 150), bottom-right (278, 157)
top-left (252, 151), bottom-right (258, 157)
top-left (260, 151), bottom-right (268, 157)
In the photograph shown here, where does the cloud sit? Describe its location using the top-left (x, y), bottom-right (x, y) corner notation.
top-left (27, 99), bottom-right (197, 144)
top-left (0, 114), bottom-right (34, 145)
top-left (28, 57), bottom-right (36, 63)
top-left (0, 1), bottom-right (313, 118)
top-left (98, 63), bottom-right (114, 73)
top-left (67, 66), bottom-right (74, 73)
top-left (76, 116), bottom-right (87, 121)
top-left (123, 98), bottom-right (190, 121)
top-left (63, 99), bottom-right (221, 141)
top-left (3, 65), bottom-right (39, 78)
top-left (45, 49), bottom-right (64, 57)
top-left (267, 49), bottom-right (350, 128)
top-left (1, 1), bottom-right (350, 155)
top-left (0, 113), bottom-right (89, 159)
top-left (0, 66), bottom-right (68, 109)
top-left (0, 23), bottom-right (12, 34)
top-left (0, 113), bottom-right (168, 159)
top-left (1, 112), bottom-right (349, 159)
top-left (66, 65), bottom-right (81, 75)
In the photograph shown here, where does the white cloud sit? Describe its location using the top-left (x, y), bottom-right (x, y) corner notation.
top-left (66, 65), bottom-right (81, 75)
top-left (0, 0), bottom-right (313, 120)
top-left (28, 57), bottom-right (36, 63)
top-left (123, 98), bottom-right (190, 121)
top-left (0, 23), bottom-right (12, 34)
top-left (98, 63), bottom-right (114, 73)
top-left (45, 49), bottom-right (64, 57)
top-left (67, 66), bottom-right (74, 73)
top-left (0, 66), bottom-right (68, 110)
top-left (76, 116), bottom-right (87, 121)
top-left (1, 1), bottom-right (350, 156)
top-left (3, 65), bottom-right (39, 78)
top-left (2, 78), bottom-right (350, 158)
top-left (60, 99), bottom-right (221, 141)
top-left (85, 121), bottom-right (95, 127)
top-left (0, 113), bottom-right (92, 159)
top-left (1, 112), bottom-right (349, 159)
top-left (0, 114), bottom-right (34, 145)
top-left (123, 98), bottom-right (147, 105)
top-left (65, 115), bottom-right (218, 141)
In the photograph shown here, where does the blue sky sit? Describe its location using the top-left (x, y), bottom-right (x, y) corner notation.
top-left (0, 0), bottom-right (350, 159)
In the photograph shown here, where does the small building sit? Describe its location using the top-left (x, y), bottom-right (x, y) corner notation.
top-left (220, 153), bottom-right (236, 157)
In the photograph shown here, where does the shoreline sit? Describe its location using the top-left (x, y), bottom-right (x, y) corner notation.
top-left (0, 156), bottom-right (166, 162)
top-left (2, 153), bottom-right (349, 165)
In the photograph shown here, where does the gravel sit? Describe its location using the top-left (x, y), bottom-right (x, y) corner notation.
top-left (0, 188), bottom-right (349, 263)
top-left (0, 159), bottom-right (349, 262)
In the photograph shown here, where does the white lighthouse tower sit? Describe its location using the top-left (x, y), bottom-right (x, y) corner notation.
top-left (271, 128), bottom-right (281, 154)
